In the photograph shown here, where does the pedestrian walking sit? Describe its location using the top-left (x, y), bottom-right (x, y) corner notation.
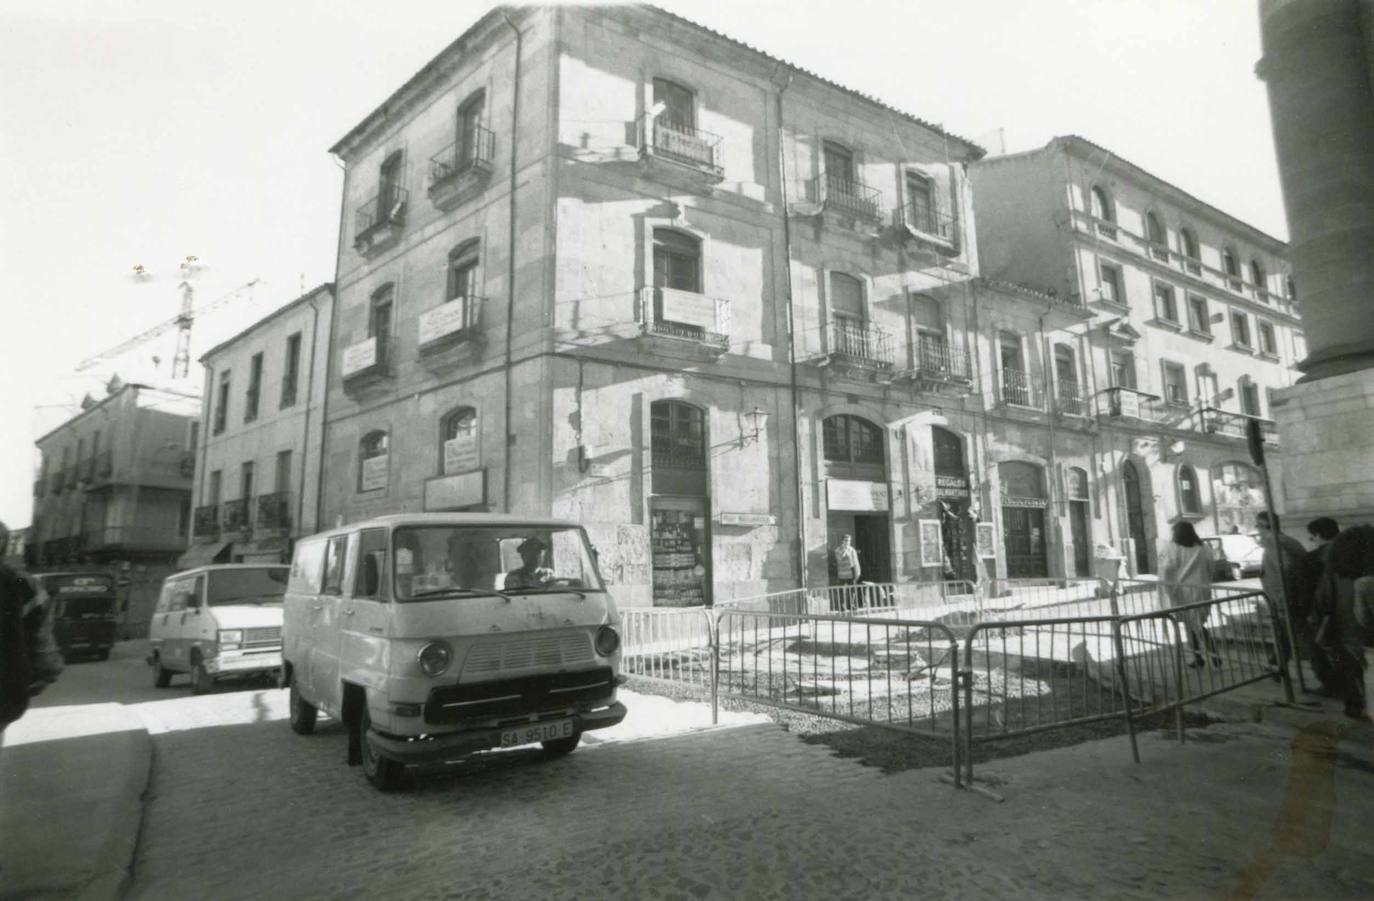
top-left (1256, 511), bottom-right (1311, 672)
top-left (833, 534), bottom-right (861, 611)
top-left (0, 521), bottom-right (63, 750)
top-left (1158, 521), bottom-right (1221, 668)
top-left (1327, 523), bottom-right (1374, 640)
top-left (1307, 517), bottom-right (1367, 718)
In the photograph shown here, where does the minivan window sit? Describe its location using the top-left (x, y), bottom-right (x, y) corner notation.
top-left (206, 567), bottom-right (289, 605)
top-left (289, 539), bottom-right (326, 594)
top-left (322, 536), bottom-right (348, 595)
top-left (354, 529), bottom-right (388, 600)
top-left (393, 525), bottom-right (604, 601)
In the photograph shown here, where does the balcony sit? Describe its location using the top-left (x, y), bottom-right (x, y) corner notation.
top-left (353, 186), bottom-right (408, 256)
top-left (899, 203), bottom-right (958, 250)
top-left (256, 491), bottom-right (292, 534)
top-left (340, 336), bottom-right (391, 390)
top-left (428, 126), bottom-right (496, 210)
top-left (638, 287), bottom-right (730, 355)
top-left (636, 115), bottom-right (724, 186)
top-left (1093, 217), bottom-right (1118, 240)
top-left (998, 368), bottom-right (1041, 409)
top-left (814, 174), bottom-right (883, 224)
top-left (82, 526), bottom-right (186, 553)
top-left (1055, 379), bottom-right (1089, 416)
top-left (1197, 408), bottom-right (1279, 444)
top-left (1097, 386), bottom-right (1162, 423)
top-left (222, 498), bottom-right (250, 536)
top-left (895, 341), bottom-right (973, 392)
top-left (193, 504), bottom-right (220, 541)
top-left (418, 296), bottom-right (485, 357)
top-left (813, 319), bottom-right (894, 372)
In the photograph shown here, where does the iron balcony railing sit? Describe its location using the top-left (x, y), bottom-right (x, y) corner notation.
top-left (222, 498), bottom-right (250, 535)
top-left (818, 174), bottom-right (883, 222)
top-left (912, 341), bottom-right (972, 381)
top-left (194, 504), bottom-right (220, 539)
top-left (429, 125), bottom-right (496, 186)
top-left (1197, 407), bottom-right (1279, 442)
top-left (1098, 386), bottom-right (1163, 422)
top-left (639, 287), bottom-right (730, 351)
top-left (256, 491), bottom-right (292, 532)
top-left (998, 368), bottom-right (1039, 408)
top-left (637, 115), bottom-right (723, 176)
top-left (1055, 379), bottom-right (1089, 416)
top-left (355, 186), bottom-right (409, 236)
top-left (824, 319), bottom-right (894, 368)
top-left (900, 203), bottom-right (956, 241)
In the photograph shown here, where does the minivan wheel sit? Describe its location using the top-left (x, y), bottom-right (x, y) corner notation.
top-left (542, 731), bottom-right (582, 756)
top-left (190, 660), bottom-right (215, 695)
top-left (289, 679), bottom-right (317, 735)
top-left (152, 655), bottom-right (172, 688)
top-left (360, 704), bottom-right (403, 791)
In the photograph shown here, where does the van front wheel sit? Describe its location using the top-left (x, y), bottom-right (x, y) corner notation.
top-left (360, 705), bottom-right (403, 791)
top-left (190, 660), bottom-right (215, 695)
top-left (289, 679), bottom-right (317, 735)
top-left (152, 655), bottom-right (172, 688)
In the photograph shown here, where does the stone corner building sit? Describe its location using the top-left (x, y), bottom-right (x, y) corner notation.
top-left (318, 3), bottom-right (1304, 607)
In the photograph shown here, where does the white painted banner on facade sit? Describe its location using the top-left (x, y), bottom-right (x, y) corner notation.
top-left (418, 298), bottom-right (471, 346)
top-left (1116, 390), bottom-right (1140, 419)
top-left (360, 454), bottom-right (388, 492)
top-left (658, 287), bottom-right (716, 330)
top-left (425, 469), bottom-right (485, 511)
top-left (443, 426), bottom-right (479, 474)
top-left (826, 478), bottom-right (889, 512)
top-left (341, 337), bottom-right (377, 377)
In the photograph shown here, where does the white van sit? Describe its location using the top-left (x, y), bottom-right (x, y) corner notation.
top-left (148, 564), bottom-right (288, 693)
top-left (282, 513), bottom-right (626, 790)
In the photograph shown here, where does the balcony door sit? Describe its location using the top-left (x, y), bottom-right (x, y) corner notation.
top-left (378, 152), bottom-right (403, 214)
top-left (457, 91), bottom-right (485, 169)
top-left (652, 78), bottom-right (695, 130)
top-left (1123, 460), bottom-right (1151, 575)
top-left (830, 272), bottom-right (867, 358)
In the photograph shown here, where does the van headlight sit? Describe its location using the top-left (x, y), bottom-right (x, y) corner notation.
top-left (595, 625), bottom-right (620, 656)
top-left (218, 630), bottom-right (243, 651)
top-left (417, 641), bottom-right (452, 677)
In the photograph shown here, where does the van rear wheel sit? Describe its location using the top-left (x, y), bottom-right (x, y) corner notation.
top-left (289, 679), bottom-right (317, 735)
top-left (542, 731), bottom-right (582, 756)
top-left (152, 655), bottom-right (172, 688)
top-left (360, 704), bottom-right (403, 791)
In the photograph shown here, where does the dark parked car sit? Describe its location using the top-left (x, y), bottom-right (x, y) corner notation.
top-left (1202, 534), bottom-right (1265, 582)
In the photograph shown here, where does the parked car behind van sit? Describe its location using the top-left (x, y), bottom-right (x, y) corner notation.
top-left (148, 564), bottom-right (288, 693)
top-left (282, 514), bottom-right (626, 791)
top-left (1202, 533), bottom-right (1265, 582)
top-left (39, 571), bottom-right (120, 661)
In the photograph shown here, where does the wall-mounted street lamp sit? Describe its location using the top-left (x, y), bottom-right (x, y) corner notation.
top-left (742, 405), bottom-right (767, 447)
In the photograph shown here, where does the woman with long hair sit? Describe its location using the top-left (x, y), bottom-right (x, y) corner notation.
top-left (1159, 520), bottom-right (1221, 668)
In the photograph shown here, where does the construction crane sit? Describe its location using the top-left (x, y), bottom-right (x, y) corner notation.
top-left (75, 276), bottom-right (261, 378)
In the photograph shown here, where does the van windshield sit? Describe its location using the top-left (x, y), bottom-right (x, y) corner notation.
top-left (392, 525), bottom-right (605, 602)
top-left (207, 567), bottom-right (289, 605)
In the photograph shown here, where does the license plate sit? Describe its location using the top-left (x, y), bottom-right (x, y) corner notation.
top-left (499, 718), bottom-right (574, 748)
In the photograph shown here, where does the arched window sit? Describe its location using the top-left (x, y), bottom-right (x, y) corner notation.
top-left (822, 414), bottom-right (884, 473)
top-left (1180, 227), bottom-right (1201, 274)
top-left (457, 90), bottom-right (486, 169)
top-left (932, 426), bottom-right (965, 477)
top-left (1146, 211), bottom-right (1167, 259)
top-left (358, 430), bottom-right (389, 492)
top-left (378, 151), bottom-right (404, 214)
top-left (650, 400), bottom-right (706, 470)
top-left (440, 406), bottom-right (478, 475)
top-left (447, 240), bottom-right (479, 301)
top-left (1177, 464), bottom-right (1201, 516)
top-left (1250, 258), bottom-right (1266, 297)
top-left (1090, 185), bottom-right (1114, 222)
top-left (1222, 247), bottom-right (1241, 290)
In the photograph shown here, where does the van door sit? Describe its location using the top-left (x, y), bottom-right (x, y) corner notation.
top-left (150, 581), bottom-right (175, 658)
top-left (164, 578), bottom-right (193, 670)
top-left (173, 575), bottom-right (207, 671)
top-left (311, 534), bottom-right (351, 716)
top-left (340, 528), bottom-right (390, 697)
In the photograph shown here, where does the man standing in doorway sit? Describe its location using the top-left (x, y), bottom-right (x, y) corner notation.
top-left (833, 534), bottom-right (861, 611)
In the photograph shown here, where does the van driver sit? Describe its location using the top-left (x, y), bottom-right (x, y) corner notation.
top-left (504, 537), bottom-right (554, 589)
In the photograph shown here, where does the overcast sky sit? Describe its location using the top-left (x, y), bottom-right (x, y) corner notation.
top-left (0, 0), bottom-right (1281, 529)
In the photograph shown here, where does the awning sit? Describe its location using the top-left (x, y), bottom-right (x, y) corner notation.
top-left (176, 541), bottom-right (233, 570)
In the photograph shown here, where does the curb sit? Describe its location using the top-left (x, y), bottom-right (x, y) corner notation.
top-left (77, 725), bottom-right (152, 901)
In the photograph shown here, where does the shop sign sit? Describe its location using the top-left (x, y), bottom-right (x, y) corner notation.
top-left (1002, 495), bottom-right (1048, 509)
top-left (419, 299), bottom-right (472, 346)
top-left (360, 454), bottom-right (389, 492)
top-left (424, 468), bottom-right (485, 510)
top-left (716, 512), bottom-right (775, 527)
top-left (935, 475), bottom-right (970, 497)
top-left (443, 424), bottom-right (480, 474)
top-left (827, 479), bottom-right (889, 512)
top-left (1115, 390), bottom-right (1140, 419)
top-left (341, 337), bottom-right (377, 378)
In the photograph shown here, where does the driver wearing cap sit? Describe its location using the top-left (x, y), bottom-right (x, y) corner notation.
top-left (504, 537), bottom-right (554, 589)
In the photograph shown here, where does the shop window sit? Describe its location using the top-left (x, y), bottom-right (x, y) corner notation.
top-left (1178, 464), bottom-right (1201, 516)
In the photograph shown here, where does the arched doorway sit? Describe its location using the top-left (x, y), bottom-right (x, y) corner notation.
top-left (999, 461), bottom-right (1049, 578)
top-left (823, 414), bottom-right (890, 584)
top-left (649, 400), bottom-right (711, 606)
top-left (1122, 460), bottom-right (1151, 574)
top-left (1066, 467), bottom-right (1091, 577)
top-left (932, 426), bottom-right (976, 582)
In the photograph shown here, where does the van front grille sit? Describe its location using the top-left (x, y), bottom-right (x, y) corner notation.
top-left (424, 667), bottom-right (615, 725)
top-left (243, 627), bottom-right (281, 648)
top-left (460, 632), bottom-right (593, 676)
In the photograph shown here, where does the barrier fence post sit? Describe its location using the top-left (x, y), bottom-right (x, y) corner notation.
top-left (1112, 620), bottom-right (1141, 764)
top-left (1264, 594), bottom-right (1297, 705)
top-left (962, 629), bottom-right (977, 786)
top-left (708, 607), bottom-right (719, 726)
top-left (950, 640), bottom-right (962, 789)
top-left (1170, 616), bottom-right (1186, 745)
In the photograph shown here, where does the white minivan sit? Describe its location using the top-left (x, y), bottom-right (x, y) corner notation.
top-left (282, 513), bottom-right (626, 790)
top-left (148, 564), bottom-right (288, 693)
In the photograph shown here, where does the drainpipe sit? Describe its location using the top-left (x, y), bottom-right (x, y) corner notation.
top-left (317, 159), bottom-right (346, 532)
top-left (297, 290), bottom-right (323, 537)
top-left (773, 66), bottom-right (807, 590)
top-left (500, 11), bottom-right (523, 514)
top-left (1039, 304), bottom-right (1063, 577)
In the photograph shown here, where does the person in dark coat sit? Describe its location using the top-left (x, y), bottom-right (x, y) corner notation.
top-left (1307, 518), bottom-right (1366, 718)
top-left (0, 522), bottom-right (64, 747)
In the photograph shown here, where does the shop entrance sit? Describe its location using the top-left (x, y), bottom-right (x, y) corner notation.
top-left (1123, 460), bottom-right (1151, 575)
top-left (649, 400), bottom-right (711, 606)
top-left (999, 461), bottom-right (1049, 579)
top-left (827, 512), bottom-right (891, 584)
top-left (932, 426), bottom-right (977, 582)
top-left (1067, 466), bottom-right (1091, 577)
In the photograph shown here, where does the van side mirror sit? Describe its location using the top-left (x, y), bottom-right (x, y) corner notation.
top-left (361, 554), bottom-right (381, 597)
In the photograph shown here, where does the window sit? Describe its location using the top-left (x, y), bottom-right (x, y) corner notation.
top-left (1198, 369), bottom-right (1220, 406)
top-left (1097, 261), bottom-right (1124, 305)
top-left (274, 449), bottom-right (292, 493)
top-left (241, 461), bottom-right (255, 502)
top-left (359, 430), bottom-right (389, 492)
top-left (1180, 227), bottom-right (1201, 274)
top-left (652, 229), bottom-right (701, 294)
top-left (280, 332), bottom-right (302, 408)
top-left (1178, 464), bottom-right (1201, 516)
top-left (911, 294), bottom-right (946, 368)
top-left (1240, 381), bottom-right (1261, 416)
top-left (1152, 281), bottom-right (1178, 323)
top-left (209, 469), bottom-right (222, 505)
top-left (650, 401), bottom-right (707, 469)
top-left (652, 78), bottom-right (695, 130)
top-left (447, 240), bottom-right (479, 301)
top-left (378, 151), bottom-right (403, 215)
top-left (1250, 258), bottom-right (1267, 297)
top-left (999, 332), bottom-right (1032, 405)
top-left (1055, 345), bottom-right (1083, 412)
top-left (1293, 331), bottom-right (1307, 361)
top-left (1222, 248), bottom-right (1241, 290)
top-left (369, 285), bottom-right (393, 365)
top-left (245, 352), bottom-right (263, 422)
top-left (353, 529), bottom-right (388, 600)
top-left (1187, 294), bottom-right (1210, 334)
top-left (1146, 212), bottom-right (1167, 258)
top-left (823, 141), bottom-right (856, 186)
top-left (829, 271), bottom-right (868, 356)
top-left (456, 90), bottom-right (485, 170)
top-left (214, 370), bottom-right (231, 434)
top-left (1231, 311), bottom-right (1251, 348)
top-left (441, 406), bottom-right (478, 475)
top-left (1258, 321), bottom-right (1278, 356)
top-left (905, 172), bottom-right (936, 234)
top-left (321, 535), bottom-right (348, 595)
top-left (1089, 185), bottom-right (1115, 234)
top-left (1286, 275), bottom-right (1297, 301)
top-left (822, 414), bottom-right (884, 465)
top-left (1214, 462), bottom-right (1263, 533)
top-left (1111, 350), bottom-right (1137, 389)
top-left (1162, 361), bottom-right (1188, 405)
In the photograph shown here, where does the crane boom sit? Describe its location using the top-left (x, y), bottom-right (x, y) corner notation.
top-left (75, 279), bottom-right (261, 372)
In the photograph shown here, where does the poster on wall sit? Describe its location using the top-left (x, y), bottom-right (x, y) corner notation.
top-left (918, 519), bottom-right (943, 568)
top-left (975, 522), bottom-right (997, 559)
top-left (360, 455), bottom-right (389, 492)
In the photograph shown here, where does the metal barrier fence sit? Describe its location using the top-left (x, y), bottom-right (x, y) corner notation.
top-left (715, 608), bottom-right (962, 786)
top-left (717, 580), bottom-right (980, 619)
top-left (620, 606), bottom-right (714, 688)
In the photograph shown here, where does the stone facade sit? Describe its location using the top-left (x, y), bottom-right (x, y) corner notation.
top-left (191, 284), bottom-right (334, 564)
